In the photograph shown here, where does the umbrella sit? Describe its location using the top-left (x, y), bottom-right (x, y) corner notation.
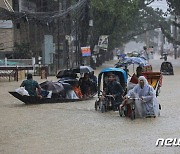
top-left (127, 51), bottom-right (141, 57)
top-left (61, 82), bottom-right (73, 91)
top-left (118, 53), bottom-right (126, 59)
top-left (120, 57), bottom-right (148, 66)
top-left (79, 66), bottom-right (94, 73)
top-left (56, 69), bottom-right (77, 78)
top-left (72, 66), bottom-right (94, 73)
top-left (40, 81), bottom-right (64, 93)
top-left (115, 57), bottom-right (148, 68)
top-left (115, 62), bottom-right (128, 68)
top-left (58, 77), bottom-right (78, 83)
top-left (139, 56), bottom-right (147, 60)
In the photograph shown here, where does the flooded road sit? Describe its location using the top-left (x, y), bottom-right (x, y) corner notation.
top-left (0, 56), bottom-right (180, 154)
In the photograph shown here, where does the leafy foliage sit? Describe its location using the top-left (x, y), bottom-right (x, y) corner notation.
top-left (90, 0), bottom-right (141, 49)
top-left (166, 0), bottom-right (180, 15)
top-left (90, 0), bottom-right (179, 49)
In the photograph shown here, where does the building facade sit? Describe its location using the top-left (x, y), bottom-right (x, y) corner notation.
top-left (0, 0), bottom-right (14, 58)
top-left (0, 0), bottom-right (90, 74)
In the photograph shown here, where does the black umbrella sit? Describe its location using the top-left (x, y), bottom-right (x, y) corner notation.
top-left (61, 82), bottom-right (73, 91)
top-left (40, 81), bottom-right (64, 93)
top-left (73, 66), bottom-right (94, 73)
top-left (80, 66), bottom-right (94, 73)
top-left (58, 77), bottom-right (78, 83)
top-left (56, 69), bottom-right (78, 78)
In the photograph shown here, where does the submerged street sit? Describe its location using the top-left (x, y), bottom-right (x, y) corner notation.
top-left (0, 55), bottom-right (180, 154)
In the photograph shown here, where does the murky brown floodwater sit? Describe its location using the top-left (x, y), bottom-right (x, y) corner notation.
top-left (0, 55), bottom-right (180, 154)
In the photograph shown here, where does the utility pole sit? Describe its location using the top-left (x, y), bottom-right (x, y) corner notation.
top-left (174, 16), bottom-right (177, 59)
top-left (75, 19), bottom-right (78, 66)
top-left (66, 0), bottom-right (71, 68)
top-left (57, 0), bottom-right (60, 69)
top-left (178, 16), bottom-right (180, 58)
top-left (160, 31), bottom-right (164, 56)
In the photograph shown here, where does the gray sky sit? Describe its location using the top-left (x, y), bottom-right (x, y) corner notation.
top-left (149, 0), bottom-right (168, 12)
top-left (124, 1), bottom-right (169, 52)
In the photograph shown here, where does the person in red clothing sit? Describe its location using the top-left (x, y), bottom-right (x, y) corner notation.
top-left (73, 82), bottom-right (83, 99)
top-left (129, 66), bottom-right (143, 84)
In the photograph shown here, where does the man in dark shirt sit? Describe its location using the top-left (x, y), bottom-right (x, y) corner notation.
top-left (89, 71), bottom-right (97, 93)
top-left (104, 73), bottom-right (124, 111)
top-left (79, 73), bottom-right (92, 96)
top-left (20, 73), bottom-right (41, 97)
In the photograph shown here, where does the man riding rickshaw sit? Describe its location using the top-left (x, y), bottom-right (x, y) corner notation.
top-left (95, 68), bottom-right (127, 113)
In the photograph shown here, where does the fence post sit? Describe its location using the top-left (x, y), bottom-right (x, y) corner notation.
top-left (41, 66), bottom-right (48, 79)
top-left (16, 66), bottom-right (18, 81)
top-left (5, 57), bottom-right (7, 66)
top-left (32, 57), bottom-right (36, 75)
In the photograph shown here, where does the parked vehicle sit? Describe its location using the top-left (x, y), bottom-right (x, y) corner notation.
top-left (160, 61), bottom-right (174, 75)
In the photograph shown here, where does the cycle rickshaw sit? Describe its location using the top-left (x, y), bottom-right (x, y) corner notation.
top-left (160, 61), bottom-right (174, 75)
top-left (120, 71), bottom-right (162, 120)
top-left (95, 68), bottom-right (127, 113)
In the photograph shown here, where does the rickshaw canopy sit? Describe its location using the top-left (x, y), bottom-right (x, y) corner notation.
top-left (160, 61), bottom-right (174, 75)
top-left (100, 67), bottom-right (127, 82)
top-left (98, 68), bottom-right (127, 94)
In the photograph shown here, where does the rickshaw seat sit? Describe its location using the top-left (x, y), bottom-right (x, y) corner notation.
top-left (147, 79), bottom-right (158, 89)
top-left (142, 72), bottom-right (162, 89)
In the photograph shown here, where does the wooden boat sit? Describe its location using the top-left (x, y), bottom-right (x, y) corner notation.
top-left (9, 65), bottom-right (97, 104)
top-left (9, 91), bottom-right (96, 105)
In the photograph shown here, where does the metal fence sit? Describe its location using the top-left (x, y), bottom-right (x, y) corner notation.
top-left (0, 58), bottom-right (33, 66)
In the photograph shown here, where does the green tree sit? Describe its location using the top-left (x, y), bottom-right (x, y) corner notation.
top-left (91, 0), bottom-right (140, 50)
top-left (166, 0), bottom-right (180, 16)
top-left (90, 0), bottom-right (168, 51)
